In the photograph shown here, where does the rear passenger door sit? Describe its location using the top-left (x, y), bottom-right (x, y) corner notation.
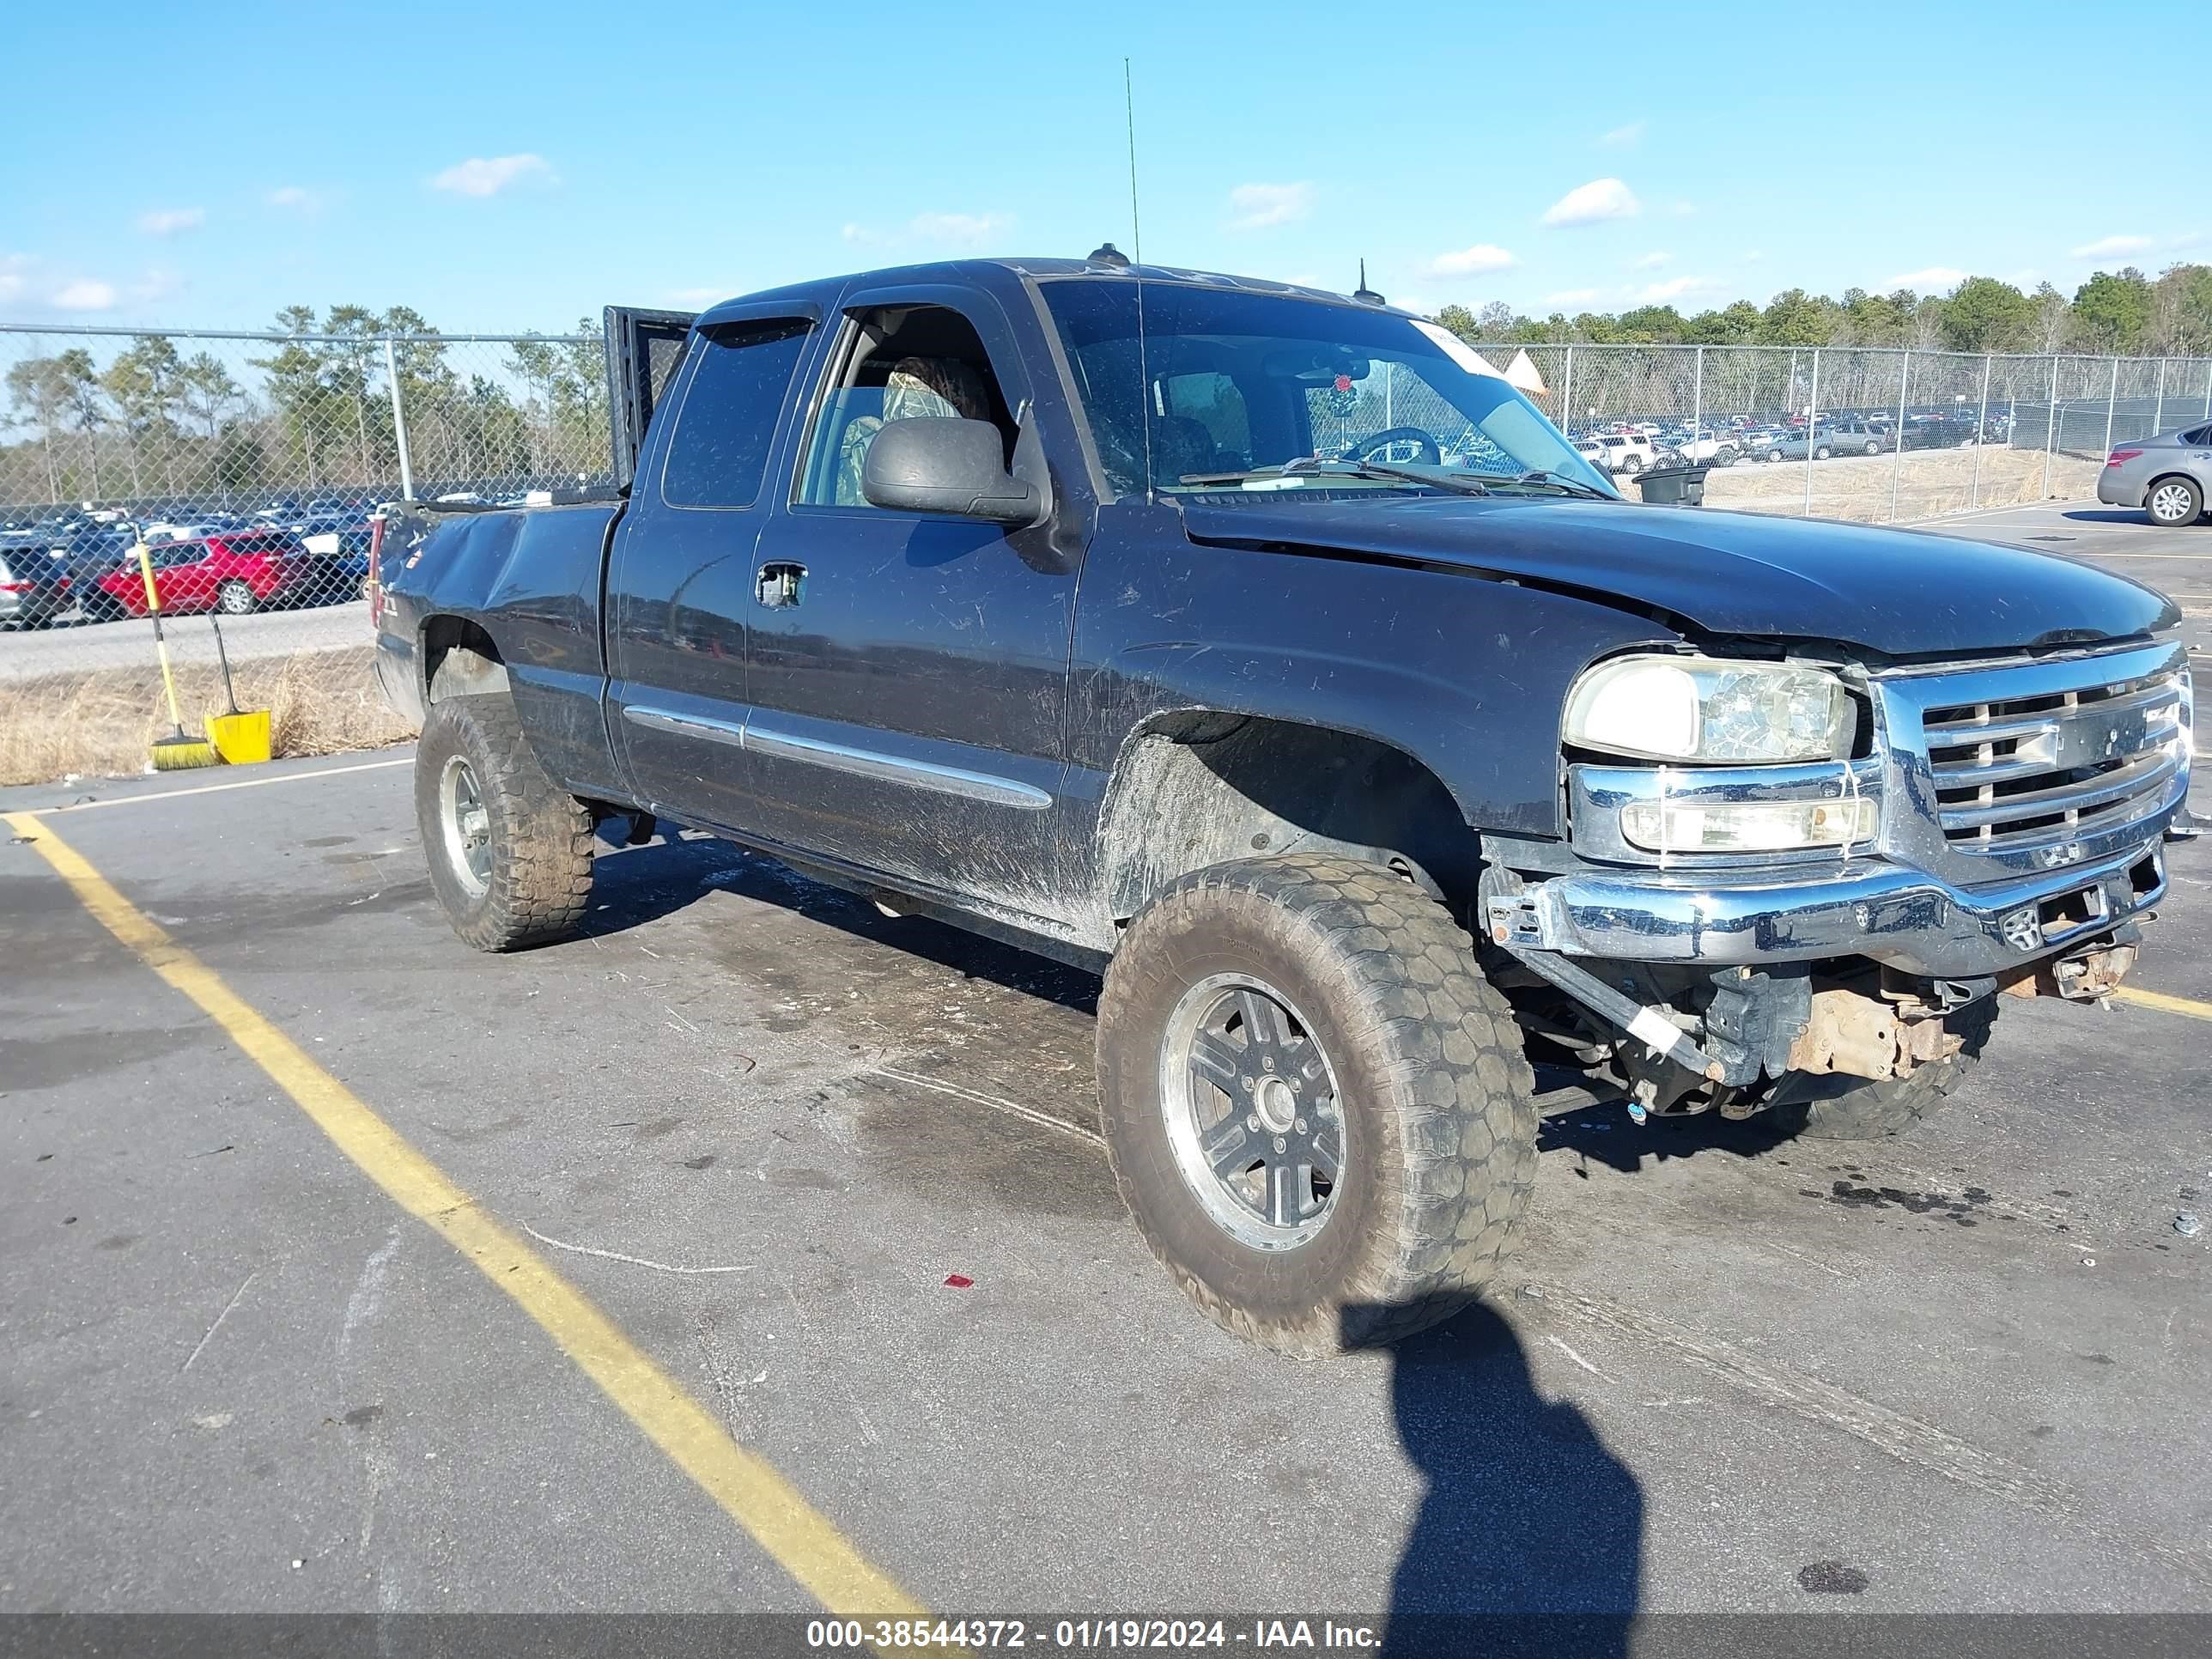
top-left (605, 310), bottom-right (820, 831)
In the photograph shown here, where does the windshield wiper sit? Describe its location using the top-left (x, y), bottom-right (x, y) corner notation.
top-left (1176, 459), bottom-right (1492, 497)
top-left (1442, 469), bottom-right (1616, 501)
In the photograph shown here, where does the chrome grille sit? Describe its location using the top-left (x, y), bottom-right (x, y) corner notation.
top-left (1918, 666), bottom-right (2187, 856)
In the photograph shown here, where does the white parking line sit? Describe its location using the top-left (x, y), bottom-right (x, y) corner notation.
top-left (16, 755), bottom-right (412, 817)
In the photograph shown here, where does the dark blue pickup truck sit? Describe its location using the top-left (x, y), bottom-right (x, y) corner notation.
top-left (374, 254), bottom-right (2193, 1352)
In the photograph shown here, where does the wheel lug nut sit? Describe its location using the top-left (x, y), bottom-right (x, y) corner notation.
top-left (1246, 1113), bottom-right (1260, 1131)
top-left (1273, 1136), bottom-right (1286, 1153)
top-left (1294, 1118), bottom-right (1307, 1134)
top-left (1261, 1055), bottom-right (1276, 1073)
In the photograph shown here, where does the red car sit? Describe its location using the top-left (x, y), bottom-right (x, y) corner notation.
top-left (90, 531), bottom-right (311, 618)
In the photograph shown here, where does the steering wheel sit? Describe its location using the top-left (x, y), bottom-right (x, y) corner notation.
top-left (1350, 427), bottom-right (1442, 466)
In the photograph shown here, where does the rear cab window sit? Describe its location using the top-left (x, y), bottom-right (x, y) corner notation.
top-left (661, 320), bottom-right (814, 508)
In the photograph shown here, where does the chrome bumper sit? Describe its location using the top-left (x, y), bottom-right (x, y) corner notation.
top-left (1487, 839), bottom-right (2168, 978)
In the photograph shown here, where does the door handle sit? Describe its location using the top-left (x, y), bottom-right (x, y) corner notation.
top-left (756, 562), bottom-right (805, 608)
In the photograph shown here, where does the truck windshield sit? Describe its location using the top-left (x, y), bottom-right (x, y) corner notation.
top-left (1037, 279), bottom-right (1614, 502)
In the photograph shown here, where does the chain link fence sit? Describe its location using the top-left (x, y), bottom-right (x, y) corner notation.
top-left (1470, 341), bottom-right (2212, 523)
top-left (5, 322), bottom-right (2210, 785)
top-left (1, 322), bottom-right (608, 784)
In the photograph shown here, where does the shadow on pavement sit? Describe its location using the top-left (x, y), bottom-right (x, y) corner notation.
top-left (2059, 507), bottom-right (2151, 525)
top-left (1346, 1299), bottom-right (1642, 1657)
top-left (580, 824), bottom-right (1100, 1015)
top-left (1539, 1098), bottom-right (1798, 1173)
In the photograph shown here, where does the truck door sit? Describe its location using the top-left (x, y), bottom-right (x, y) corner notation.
top-left (739, 285), bottom-right (1080, 930)
top-left (604, 307), bottom-right (822, 831)
top-left (603, 306), bottom-right (697, 492)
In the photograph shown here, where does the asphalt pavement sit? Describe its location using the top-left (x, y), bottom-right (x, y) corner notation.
top-left (2, 500), bottom-right (2209, 1643)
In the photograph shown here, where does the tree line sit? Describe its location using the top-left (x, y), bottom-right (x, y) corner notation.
top-left (1436, 263), bottom-right (2212, 357)
top-left (2, 307), bottom-right (611, 513)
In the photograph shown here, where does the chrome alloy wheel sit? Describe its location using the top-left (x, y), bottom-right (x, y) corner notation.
top-left (439, 755), bottom-right (494, 895)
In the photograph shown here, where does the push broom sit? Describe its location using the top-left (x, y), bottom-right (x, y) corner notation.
top-left (136, 541), bottom-right (219, 771)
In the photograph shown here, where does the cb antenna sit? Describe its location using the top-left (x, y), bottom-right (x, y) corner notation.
top-left (1123, 57), bottom-right (1155, 503)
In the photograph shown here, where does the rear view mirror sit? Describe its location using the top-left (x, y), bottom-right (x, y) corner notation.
top-left (862, 417), bottom-right (1045, 526)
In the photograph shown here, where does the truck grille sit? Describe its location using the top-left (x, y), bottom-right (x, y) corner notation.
top-left (1919, 667), bottom-right (2187, 856)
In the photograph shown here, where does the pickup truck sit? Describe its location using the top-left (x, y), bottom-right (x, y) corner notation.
top-left (374, 254), bottom-right (2193, 1354)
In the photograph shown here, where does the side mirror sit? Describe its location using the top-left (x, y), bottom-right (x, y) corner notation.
top-left (861, 417), bottom-right (1046, 527)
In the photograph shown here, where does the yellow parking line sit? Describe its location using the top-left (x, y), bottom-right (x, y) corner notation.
top-left (2112, 985), bottom-right (2212, 1023)
top-left (4, 810), bottom-right (929, 1623)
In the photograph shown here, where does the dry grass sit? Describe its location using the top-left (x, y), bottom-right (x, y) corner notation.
top-left (1703, 446), bottom-right (2104, 525)
top-left (0, 645), bottom-right (418, 787)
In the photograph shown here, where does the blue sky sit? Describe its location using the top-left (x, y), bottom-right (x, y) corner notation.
top-left (3, 0), bottom-right (2205, 333)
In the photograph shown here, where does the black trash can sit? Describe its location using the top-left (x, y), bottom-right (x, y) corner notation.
top-left (1632, 464), bottom-right (1709, 506)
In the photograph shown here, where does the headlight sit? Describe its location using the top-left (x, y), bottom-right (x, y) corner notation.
top-left (1565, 655), bottom-right (1856, 764)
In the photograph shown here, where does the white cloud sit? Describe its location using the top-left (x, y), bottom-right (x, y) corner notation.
top-left (428, 154), bottom-right (556, 198)
top-left (2069, 234), bottom-right (2151, 259)
top-left (908, 211), bottom-right (1010, 246)
top-left (1884, 265), bottom-right (1966, 293)
top-left (267, 185), bottom-right (321, 212)
top-left (137, 207), bottom-right (204, 236)
top-left (842, 213), bottom-right (1012, 250)
top-left (1634, 275), bottom-right (1720, 302)
top-left (1225, 181), bottom-right (1314, 232)
top-left (52, 279), bottom-right (118, 311)
top-left (131, 267), bottom-right (184, 305)
top-left (1545, 288), bottom-right (1601, 307)
top-left (1425, 243), bottom-right (1517, 276)
top-left (1541, 178), bottom-right (1640, 228)
top-left (1596, 122), bottom-right (1645, 149)
top-left (0, 253), bottom-right (28, 301)
top-left (1632, 250), bottom-right (1670, 270)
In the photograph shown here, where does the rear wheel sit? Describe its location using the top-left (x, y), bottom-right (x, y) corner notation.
top-left (1863, 440), bottom-right (1881, 455)
top-left (2146, 477), bottom-right (2203, 526)
top-left (216, 580), bottom-right (257, 615)
top-left (1814, 444), bottom-right (1832, 460)
top-left (1768, 447), bottom-right (1784, 463)
top-left (415, 695), bottom-right (594, 951)
top-left (1097, 856), bottom-right (1539, 1355)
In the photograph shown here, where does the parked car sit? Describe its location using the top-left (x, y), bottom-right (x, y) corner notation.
top-left (1589, 432), bottom-right (1657, 474)
top-left (1668, 428), bottom-right (1741, 465)
top-left (374, 258), bottom-right (2191, 1355)
top-left (1764, 423), bottom-right (1881, 461)
top-left (88, 530), bottom-right (313, 618)
top-left (0, 539), bottom-right (73, 629)
top-left (2099, 423), bottom-right (2212, 526)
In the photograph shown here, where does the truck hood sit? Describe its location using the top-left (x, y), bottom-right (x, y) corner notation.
top-left (1179, 496), bottom-right (2177, 658)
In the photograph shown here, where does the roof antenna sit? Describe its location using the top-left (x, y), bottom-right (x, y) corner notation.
top-left (1352, 259), bottom-right (1386, 307)
top-left (1125, 57), bottom-right (1155, 504)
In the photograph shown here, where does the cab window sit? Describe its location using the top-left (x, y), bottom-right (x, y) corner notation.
top-left (661, 320), bottom-right (813, 509)
top-left (796, 305), bottom-right (1018, 508)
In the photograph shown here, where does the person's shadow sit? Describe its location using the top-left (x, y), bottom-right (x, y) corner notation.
top-left (1345, 1299), bottom-right (1642, 1659)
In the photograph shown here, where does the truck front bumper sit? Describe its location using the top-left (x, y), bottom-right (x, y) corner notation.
top-left (1487, 837), bottom-right (2170, 979)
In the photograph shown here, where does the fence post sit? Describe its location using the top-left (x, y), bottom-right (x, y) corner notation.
top-left (2153, 357), bottom-right (2166, 434)
top-left (1969, 355), bottom-right (1993, 509)
top-left (1802, 348), bottom-right (1820, 518)
top-left (1559, 344), bottom-right (1574, 441)
top-left (1890, 349), bottom-right (1909, 522)
top-left (383, 339), bottom-right (416, 501)
top-left (1691, 344), bottom-right (1704, 440)
top-left (2100, 356), bottom-right (2119, 459)
top-left (2041, 356), bottom-right (2057, 499)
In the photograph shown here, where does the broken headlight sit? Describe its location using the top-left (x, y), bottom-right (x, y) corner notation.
top-left (1565, 655), bottom-right (1856, 765)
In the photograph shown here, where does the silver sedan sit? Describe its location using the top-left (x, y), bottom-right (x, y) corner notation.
top-left (2098, 422), bottom-right (2212, 526)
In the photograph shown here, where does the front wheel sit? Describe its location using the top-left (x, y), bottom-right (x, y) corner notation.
top-left (1813, 445), bottom-right (1833, 460)
top-left (414, 695), bottom-right (595, 951)
top-left (216, 580), bottom-right (257, 615)
top-left (2147, 477), bottom-right (2203, 526)
top-left (1768, 447), bottom-right (1785, 463)
top-left (1097, 857), bottom-right (1539, 1355)
top-left (1864, 441), bottom-right (1881, 455)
